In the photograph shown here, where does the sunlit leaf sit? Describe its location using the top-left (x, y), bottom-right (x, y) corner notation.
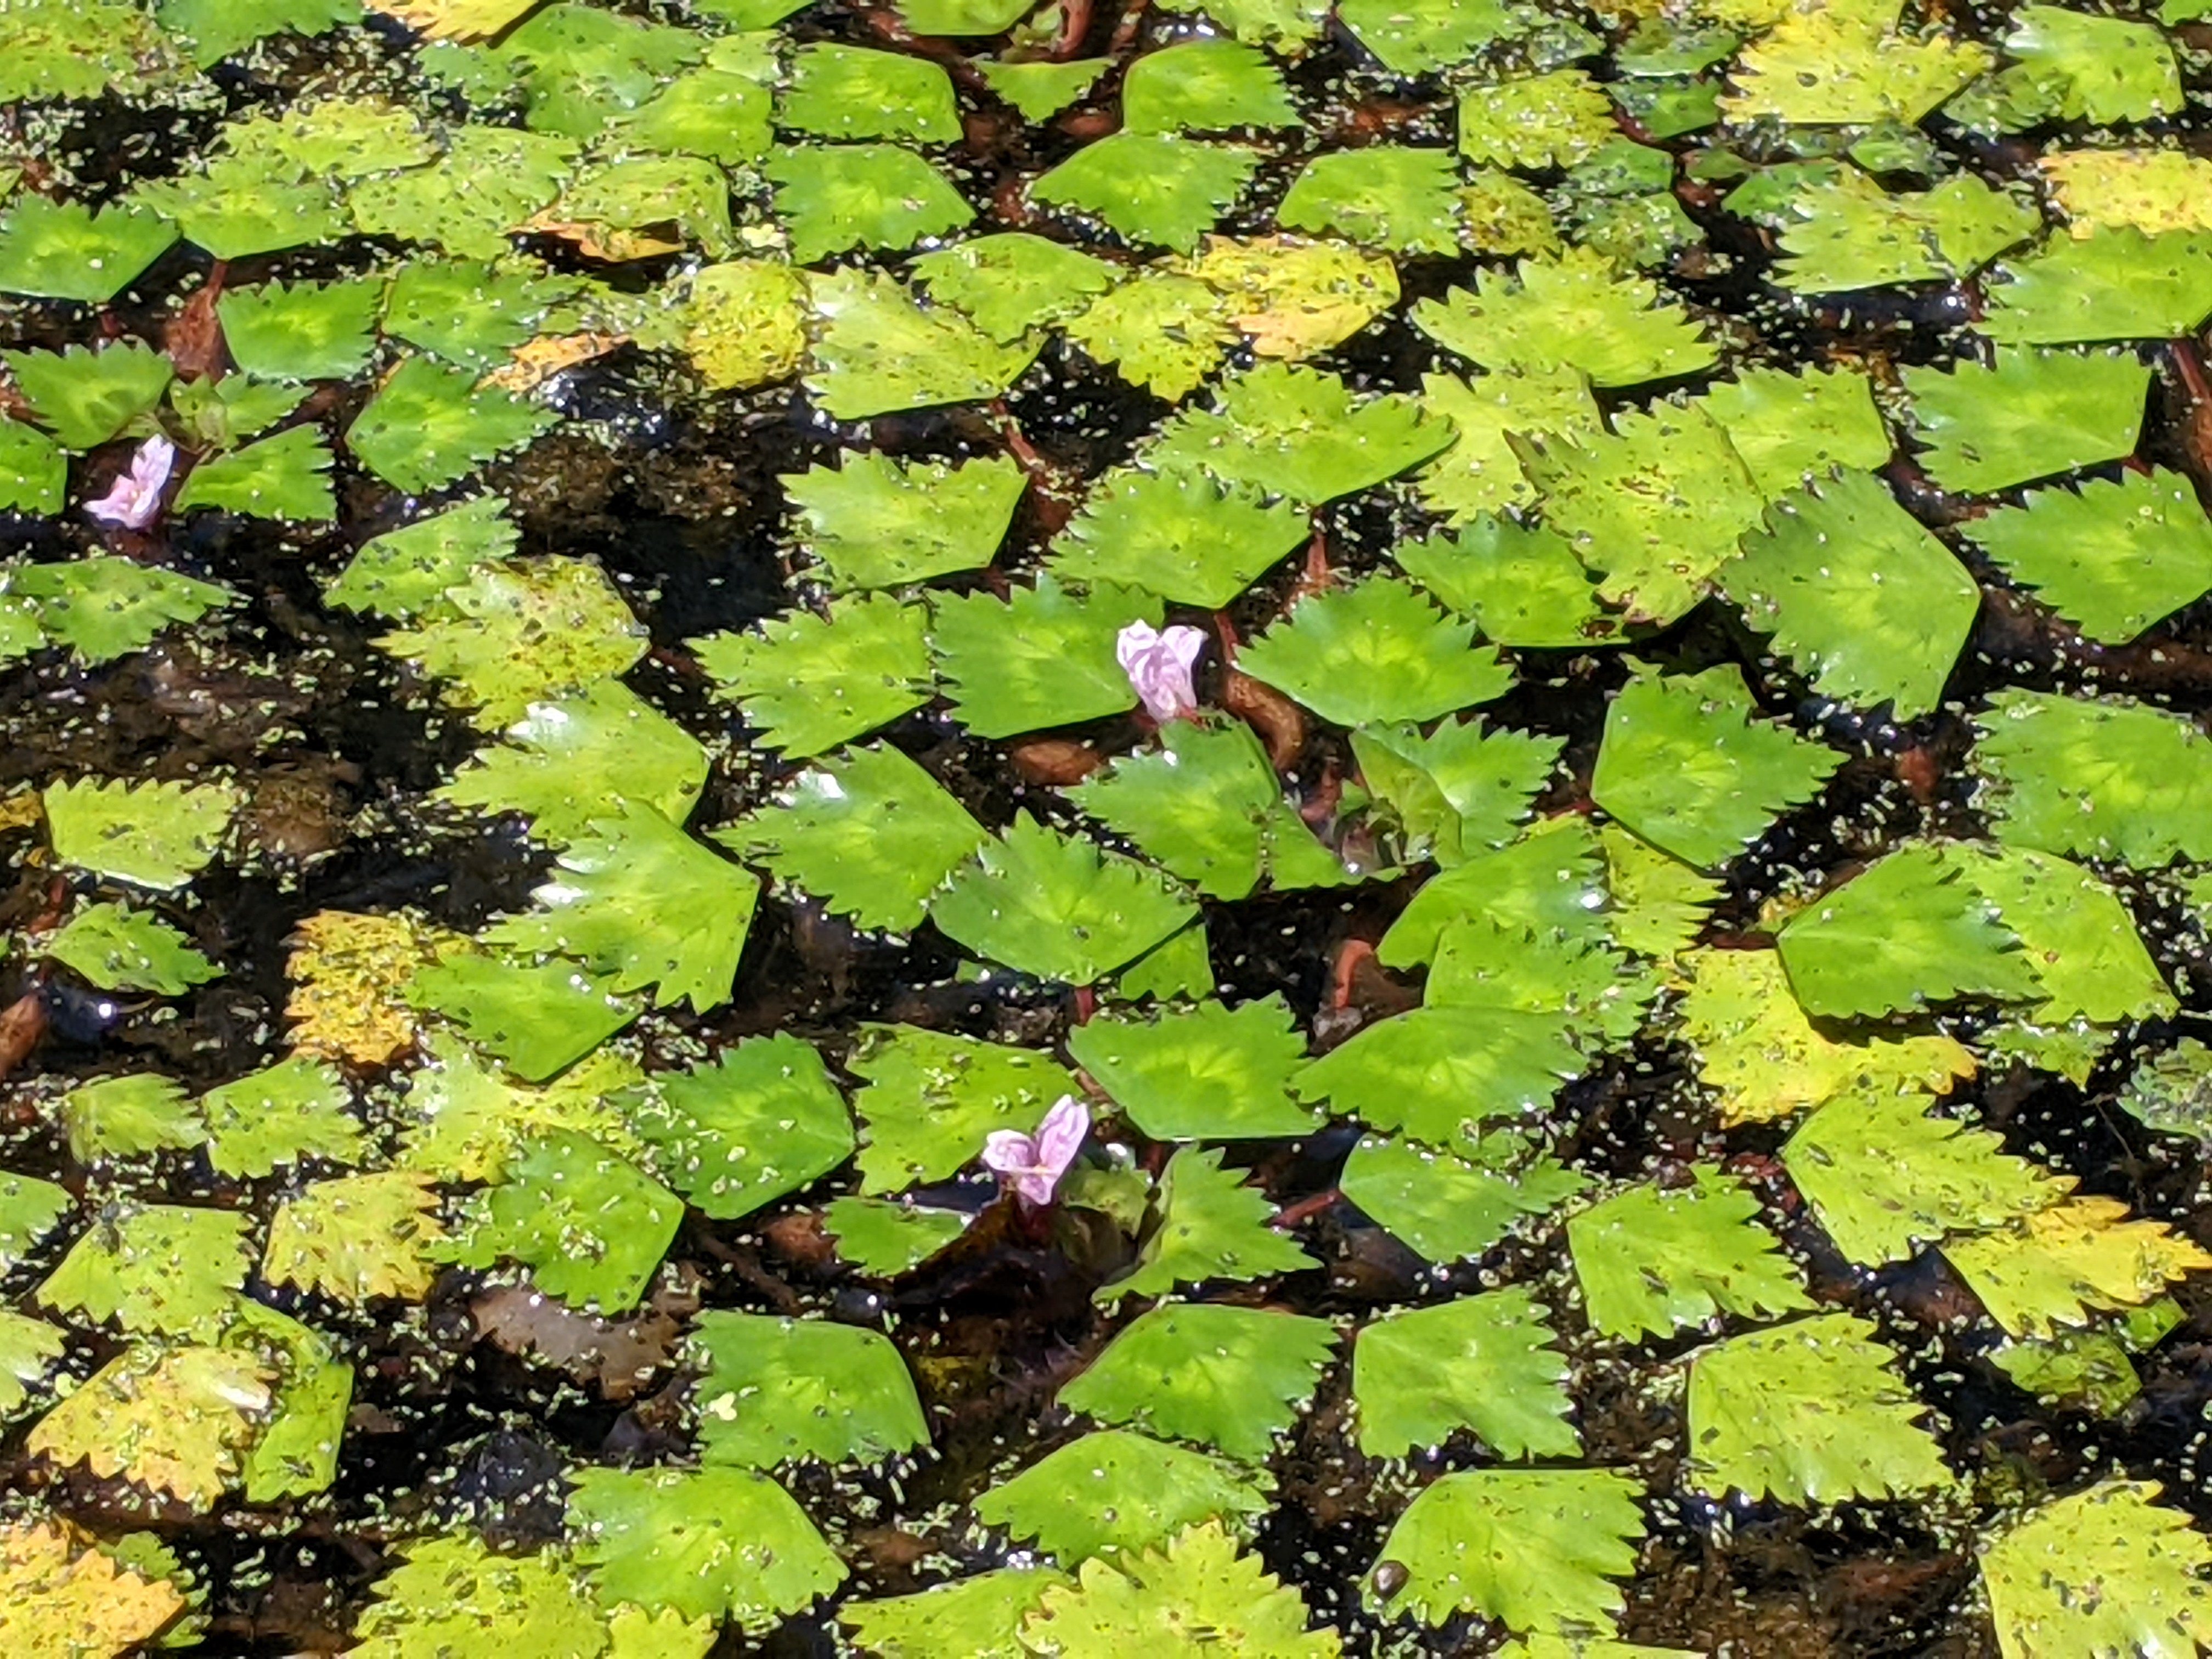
top-left (1353, 1287), bottom-right (1577, 1460)
top-left (1568, 1166), bottom-right (1813, 1340)
top-left (631, 1036), bottom-right (853, 1222)
top-left (1022, 1523), bottom-right (1340, 1657)
top-left (1980, 1480), bottom-right (2212, 1658)
top-left (1944, 1195), bottom-right (2212, 1339)
top-left (974, 1429), bottom-right (1271, 1563)
top-left (693, 593), bottom-right (930, 759)
top-left (1059, 1302), bottom-right (1337, 1461)
top-left (690, 1310), bottom-right (929, 1468)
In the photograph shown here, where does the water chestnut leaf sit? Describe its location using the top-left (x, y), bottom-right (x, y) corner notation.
top-left (43, 776), bottom-right (240, 890)
top-left (1030, 133), bottom-right (1262, 252)
top-left (1783, 1088), bottom-right (2067, 1266)
top-left (1974, 688), bottom-right (2212, 866)
top-left (782, 450), bottom-right (1026, 592)
top-left (393, 1032), bottom-right (645, 1182)
top-left (1339, 1132), bottom-right (1585, 1262)
top-left (27, 1344), bottom-right (272, 1510)
top-left (1773, 171), bottom-right (2037, 293)
top-left (1901, 347), bottom-right (2151, 495)
top-left (1122, 38), bottom-right (1297, 135)
top-left (1415, 247), bottom-right (1717, 392)
top-left (486, 804), bottom-right (758, 1013)
top-left (1685, 1312), bottom-right (1956, 1504)
top-left (376, 556), bottom-right (645, 728)
top-left (5, 341), bottom-right (172, 452)
top-left (1068, 994), bottom-right (1317, 1139)
top-left (1672, 946), bottom-right (1975, 1128)
top-left (383, 256), bottom-right (577, 371)
top-left (974, 1427), bottom-right (1271, 1564)
top-left (132, 150), bottom-right (348, 262)
top-left (349, 1533), bottom-right (607, 1659)
top-left (632, 1035), bottom-right (853, 1221)
top-left (2120, 1038), bottom-right (2212, 1145)
top-left (39, 1203), bottom-right (251, 1338)
top-left (446, 1130), bottom-right (682, 1311)
top-left (217, 278), bottom-right (381, 383)
top-left (0, 1175), bottom-right (71, 1273)
top-left (1689, 365), bottom-right (1892, 500)
top-left (1060, 271), bottom-right (1236, 401)
top-left (174, 426), bottom-right (337, 521)
top-left (2004, 4), bottom-right (2180, 123)
top-left (768, 143), bottom-right (974, 263)
top-left (43, 900), bottom-right (218, 995)
top-left (910, 232), bottom-right (1120, 343)
top-left (1352, 715), bottom-right (1563, 865)
top-left (978, 58), bottom-right (1110, 121)
top-left (930, 575), bottom-right (1157, 737)
top-left (234, 1302), bottom-right (351, 1503)
top-left (285, 908), bottom-right (464, 1071)
top-left (1427, 913), bottom-right (1655, 1048)
top-left (610, 54), bottom-right (775, 165)
top-left (0, 1520), bottom-right (183, 1658)
top-left (346, 125), bottom-right (581, 259)
top-left (715, 741), bottom-right (986, 933)
top-left (347, 354), bottom-right (560, 494)
top-left (1962, 846), bottom-right (2175, 1025)
top-left (1100, 1146), bottom-right (1316, 1302)
top-left (1722, 5), bottom-right (1990, 126)
top-left (804, 268), bottom-right (1039, 419)
top-left (780, 43), bottom-right (960, 142)
top-left (1458, 70), bottom-right (1614, 170)
top-left (1276, 146), bottom-right (1463, 255)
top-left (1600, 824), bottom-right (1722, 958)
top-left (682, 257), bottom-right (808, 391)
top-left (1568, 1165), bottom-right (1813, 1340)
top-left (690, 1310), bottom-right (930, 1467)
top-left (14, 557), bottom-right (233, 665)
top-left (1295, 1004), bottom-right (1583, 1157)
top-left (0, 195), bottom-right (177, 303)
top-left (848, 1023), bottom-right (1077, 1192)
top-left (1149, 362), bottom-right (1444, 504)
top-left (405, 949), bottom-right (639, 1081)
top-left (0, 420), bottom-right (64, 515)
top-left (1408, 370), bottom-right (1604, 531)
top-left (199, 1054), bottom-right (362, 1177)
top-left (1352, 1286), bottom-right (1577, 1460)
top-left (822, 1195), bottom-right (970, 1277)
top-left (1985, 227), bottom-right (2212, 347)
top-left (331, 495), bottom-right (518, 622)
top-left (0, 0), bottom-right (178, 101)
top-left (1943, 1194), bottom-right (2212, 1339)
top-left (263, 1170), bottom-right (447, 1304)
top-left (696, 592), bottom-right (931, 759)
top-left (1240, 577), bottom-right (1512, 728)
top-left (0, 1314), bottom-right (65, 1417)
top-left (158, 0), bottom-right (359, 64)
top-left (493, 3), bottom-right (701, 140)
top-left (842, 1567), bottom-right (1071, 1659)
top-left (1965, 468), bottom-right (2212, 644)
top-left (1059, 1301), bottom-right (1337, 1460)
top-left (1980, 1480), bottom-right (2212, 1657)
top-left (1369, 1468), bottom-right (1645, 1632)
top-left (1338, 0), bottom-right (1538, 73)
top-left (1379, 817), bottom-right (1609, 968)
top-left (1022, 1522), bottom-right (1340, 1657)
top-left (1592, 664), bottom-right (1841, 870)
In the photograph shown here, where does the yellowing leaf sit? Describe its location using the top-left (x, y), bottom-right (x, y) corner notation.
top-left (1673, 947), bottom-right (1976, 1127)
top-left (1943, 1195), bottom-right (2212, 1338)
top-left (1982, 1480), bottom-right (2212, 1659)
top-left (263, 1171), bottom-right (449, 1305)
top-left (286, 909), bottom-right (462, 1067)
top-left (0, 1517), bottom-right (185, 1657)
top-left (28, 1344), bottom-right (274, 1507)
top-left (1184, 234), bottom-right (1400, 359)
top-left (2039, 148), bottom-right (2212, 238)
top-left (365, 0), bottom-right (538, 40)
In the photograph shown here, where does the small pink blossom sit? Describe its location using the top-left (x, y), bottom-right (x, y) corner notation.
top-left (84, 434), bottom-right (176, 531)
top-left (982, 1094), bottom-right (1091, 1208)
top-left (1116, 619), bottom-right (1206, 724)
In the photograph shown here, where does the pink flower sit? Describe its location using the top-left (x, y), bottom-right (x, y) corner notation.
top-left (982, 1095), bottom-right (1091, 1208)
top-left (84, 435), bottom-right (176, 531)
top-left (1116, 620), bottom-right (1207, 724)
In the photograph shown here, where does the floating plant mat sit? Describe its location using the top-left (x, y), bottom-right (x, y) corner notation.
top-left (8, 0), bottom-right (2212, 1652)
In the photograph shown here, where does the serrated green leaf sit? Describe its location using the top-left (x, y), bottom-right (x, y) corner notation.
top-left (14, 557), bottom-right (232, 664)
top-left (1100, 1146), bottom-right (1314, 1302)
top-left (27, 1342), bottom-right (272, 1510)
top-left (1068, 995), bottom-right (1318, 1139)
top-left (5, 342), bottom-right (172, 451)
top-left (1060, 271), bottom-right (1235, 402)
top-left (43, 776), bottom-right (240, 890)
top-left (157, 0), bottom-right (358, 64)
top-left (439, 681), bottom-right (706, 847)
top-left (1277, 146), bottom-right (1463, 255)
top-left (1059, 1302), bottom-right (1336, 1460)
top-left (1370, 1468), bottom-right (1645, 1633)
top-left (383, 256), bottom-right (575, 371)
top-left (351, 1534), bottom-right (605, 1659)
top-left (692, 592), bottom-right (931, 758)
top-left (200, 1054), bottom-right (360, 1178)
top-left (1148, 362), bottom-right (1445, 505)
top-left (1048, 466), bottom-right (1308, 607)
top-left (1965, 469), bottom-right (2212, 644)
top-left (974, 1429), bottom-right (1271, 1563)
top-left (1945, 1194), bottom-right (2212, 1339)
top-left (2005, 4), bottom-right (2180, 123)
top-left (55, 1073), bottom-right (200, 1164)
top-left (1239, 578), bottom-right (1511, 728)
top-left (569, 1465), bottom-right (845, 1628)
top-left (843, 1568), bottom-right (1070, 1659)
top-left (393, 1033), bottom-right (647, 1183)
top-left (262, 1169), bottom-right (444, 1304)
top-left (1983, 228), bottom-right (2212, 346)
top-left (494, 2), bottom-right (700, 140)
top-left (690, 1310), bottom-right (929, 1467)
top-left (0, 419), bottom-right (64, 514)
top-left (1722, 6), bottom-right (1989, 126)
top-left (174, 426), bottom-right (336, 521)
top-left (822, 1196), bottom-right (969, 1276)
top-left (1961, 846), bottom-right (2175, 1025)
top-left (780, 43), bottom-right (960, 142)
top-left (1339, 1132), bottom-right (1586, 1262)
top-left (0, 1175), bottom-right (71, 1272)
top-left (0, 1312), bottom-right (65, 1418)
top-left (1773, 171), bottom-right (2038, 293)
top-left (977, 58), bottom-right (1109, 121)
top-left (405, 949), bottom-right (639, 1082)
top-left (1689, 366), bottom-right (1893, 499)
top-left (910, 232), bottom-right (1119, 343)
top-left (1901, 347), bottom-right (2150, 495)
top-left (1069, 721), bottom-right (1346, 900)
top-left (929, 575), bottom-right (1157, 738)
top-left (1685, 1313), bottom-right (1955, 1504)
top-left (131, 149), bottom-right (347, 261)
top-left (1409, 366), bottom-right (1604, 529)
top-left (1783, 1088), bottom-right (2067, 1265)
top-left (376, 556), bottom-right (645, 727)
top-left (347, 125), bottom-right (580, 259)
top-left (0, 195), bottom-right (177, 303)
top-left (608, 48), bottom-right (774, 166)
top-left (782, 450), bottom-right (1027, 591)
top-left (38, 1204), bottom-right (250, 1338)
top-left (1353, 1287), bottom-right (1578, 1460)
top-left (1568, 1166), bottom-right (1813, 1340)
top-left (2120, 1037), bottom-right (2212, 1146)
top-left (1352, 716), bottom-right (1562, 866)
top-left (1413, 245), bottom-right (1716, 389)
top-left (43, 901), bottom-right (218, 995)
top-left (1592, 664), bottom-right (1841, 871)
top-left (1031, 133), bottom-right (1261, 252)
top-left (1520, 401), bottom-right (1765, 626)
top-left (1981, 1479), bottom-right (2212, 1657)
top-left (804, 268), bottom-right (1040, 420)
top-left (1023, 1522), bottom-right (1339, 1657)
top-left (933, 815), bottom-right (1199, 985)
top-left (347, 355), bottom-right (558, 494)
top-left (1122, 39), bottom-right (1296, 135)
top-left (633, 1035), bottom-right (853, 1221)
top-left (447, 1130), bottom-right (681, 1311)
top-left (1457, 69), bottom-right (1612, 169)
top-left (486, 805), bottom-right (755, 1012)
top-left (330, 495), bottom-right (517, 618)
top-left (848, 1023), bottom-right (1077, 1192)
top-left (1294, 1004), bottom-right (1582, 1156)
top-left (1973, 689), bottom-right (2212, 867)
top-left (169, 375), bottom-right (309, 451)
top-left (716, 742), bottom-right (985, 933)
top-left (1338, 0), bottom-right (1537, 72)
top-left (767, 144), bottom-right (974, 263)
